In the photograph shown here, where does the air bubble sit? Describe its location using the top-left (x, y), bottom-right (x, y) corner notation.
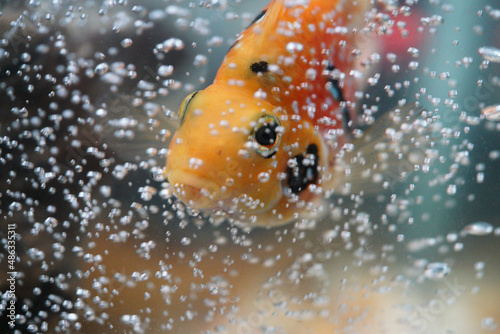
top-left (139, 186), bottom-right (157, 201)
top-left (446, 184), bottom-right (457, 195)
top-left (407, 47), bottom-right (420, 58)
top-left (254, 89), bottom-right (267, 99)
top-left (44, 217), bottom-right (58, 228)
top-left (188, 158), bottom-right (204, 169)
top-left (95, 63), bottom-right (109, 75)
top-left (408, 61), bottom-right (419, 70)
top-left (439, 72), bottom-right (450, 80)
top-left (21, 52), bottom-right (32, 62)
top-left (487, 8), bottom-right (500, 20)
top-left (258, 172), bottom-right (271, 183)
top-left (377, 0), bottom-right (399, 11)
top-left (306, 68), bottom-right (317, 80)
top-left (100, 185), bottom-right (111, 197)
top-left (9, 202), bottom-right (22, 212)
top-left (120, 38), bottom-right (133, 48)
top-left (481, 317), bottom-right (498, 330)
top-left (399, 6), bottom-right (412, 16)
top-left (193, 54), bottom-right (208, 66)
top-left (156, 38), bottom-right (185, 53)
top-left (151, 167), bottom-right (166, 182)
top-left (424, 262), bottom-right (450, 279)
top-left (95, 108), bottom-right (107, 117)
top-left (286, 42), bottom-right (304, 53)
top-left (482, 105), bottom-right (500, 121)
top-left (101, 73), bottom-right (123, 85)
top-left (12, 107), bottom-right (29, 118)
top-left (158, 65), bottom-right (174, 77)
top-left (463, 222), bottom-right (494, 236)
top-left (420, 15), bottom-right (444, 26)
top-left (478, 46), bottom-right (500, 63)
top-left (27, 248), bottom-right (45, 261)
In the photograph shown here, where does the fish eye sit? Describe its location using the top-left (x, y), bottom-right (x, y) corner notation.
top-left (178, 91), bottom-right (198, 125)
top-left (252, 114), bottom-right (281, 158)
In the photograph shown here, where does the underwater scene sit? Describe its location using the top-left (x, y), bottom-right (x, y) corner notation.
top-left (0, 0), bottom-right (499, 333)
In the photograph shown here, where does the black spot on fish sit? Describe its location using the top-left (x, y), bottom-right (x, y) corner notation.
top-left (250, 61), bottom-right (269, 73)
top-left (326, 64), bottom-right (345, 102)
top-left (326, 64), bottom-right (352, 132)
top-left (286, 144), bottom-right (319, 194)
top-left (342, 105), bottom-right (351, 131)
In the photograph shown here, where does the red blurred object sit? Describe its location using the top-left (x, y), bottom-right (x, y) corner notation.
top-left (381, 8), bottom-right (427, 61)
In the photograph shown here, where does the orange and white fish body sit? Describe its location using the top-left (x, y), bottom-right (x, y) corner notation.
top-left (166, 0), bottom-right (371, 226)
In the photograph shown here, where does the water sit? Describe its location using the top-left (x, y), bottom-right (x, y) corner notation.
top-left (0, 0), bottom-right (499, 333)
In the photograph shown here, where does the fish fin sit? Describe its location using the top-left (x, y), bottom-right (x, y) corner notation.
top-left (325, 103), bottom-right (439, 195)
top-left (101, 102), bottom-right (177, 167)
top-left (252, 0), bottom-right (285, 37)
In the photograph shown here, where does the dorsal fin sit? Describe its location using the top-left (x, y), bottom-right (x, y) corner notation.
top-left (247, 0), bottom-right (285, 46)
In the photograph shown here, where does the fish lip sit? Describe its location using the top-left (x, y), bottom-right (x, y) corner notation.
top-left (167, 170), bottom-right (225, 209)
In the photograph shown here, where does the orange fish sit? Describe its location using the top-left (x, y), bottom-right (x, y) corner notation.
top-left (165, 0), bottom-right (427, 226)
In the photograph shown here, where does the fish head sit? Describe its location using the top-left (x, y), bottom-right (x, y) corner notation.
top-left (166, 85), bottom-right (298, 217)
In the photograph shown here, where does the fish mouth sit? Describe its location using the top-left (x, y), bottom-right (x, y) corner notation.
top-left (167, 170), bottom-right (224, 209)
